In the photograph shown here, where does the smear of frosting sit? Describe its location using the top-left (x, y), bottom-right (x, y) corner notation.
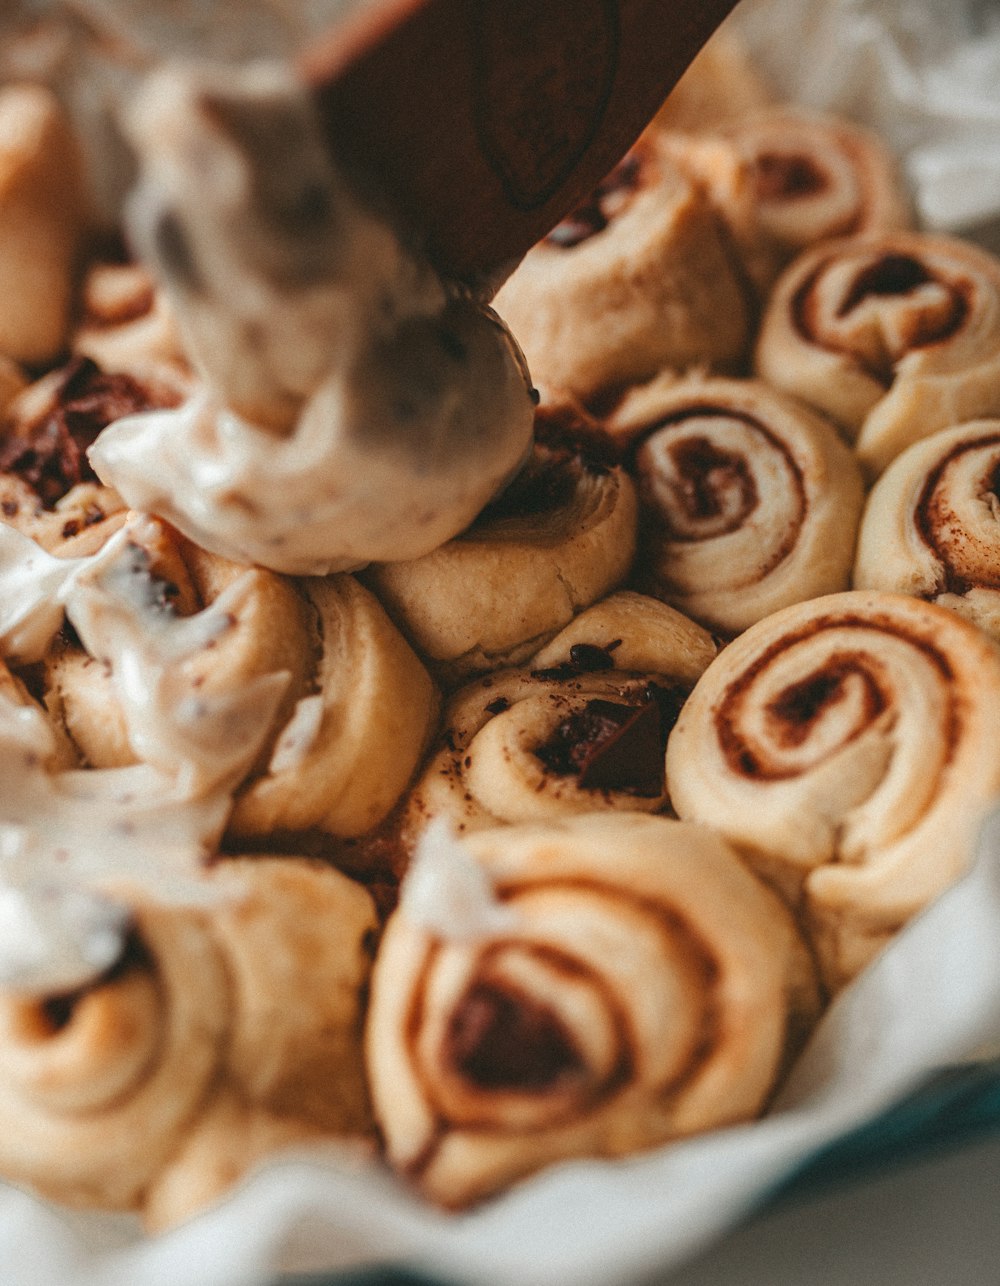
top-left (0, 518), bottom-right (289, 794)
top-left (402, 818), bottom-right (521, 941)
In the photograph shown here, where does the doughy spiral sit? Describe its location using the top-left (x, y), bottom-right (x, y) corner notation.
top-left (492, 131), bottom-right (752, 405)
top-left (402, 592), bottom-right (715, 844)
top-left (0, 857), bottom-right (377, 1222)
top-left (755, 232), bottom-right (1000, 476)
top-left (366, 813), bottom-right (820, 1208)
top-left (0, 903), bottom-right (229, 1210)
top-left (706, 108), bottom-right (910, 288)
top-left (37, 517), bottom-right (438, 838)
top-left (854, 419), bottom-right (1000, 643)
top-left (666, 590), bottom-right (1000, 988)
top-left (363, 406), bottom-right (637, 683)
top-left (607, 373), bottom-right (864, 634)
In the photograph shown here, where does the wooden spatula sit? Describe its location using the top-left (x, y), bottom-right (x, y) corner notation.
top-left (302, 0), bottom-right (740, 283)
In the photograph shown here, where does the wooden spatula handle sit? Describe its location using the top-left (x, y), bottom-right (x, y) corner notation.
top-left (302, 0), bottom-right (740, 283)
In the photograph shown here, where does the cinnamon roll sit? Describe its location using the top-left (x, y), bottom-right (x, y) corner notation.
top-left (491, 131), bottom-right (752, 405)
top-left (709, 109), bottom-right (910, 289)
top-left (854, 419), bottom-right (1000, 642)
top-left (402, 592), bottom-right (716, 844)
top-left (229, 574), bottom-right (439, 841)
top-left (0, 857), bottom-right (377, 1221)
top-left (0, 84), bottom-right (86, 365)
top-left (366, 813), bottom-right (820, 1208)
top-left (607, 372), bottom-right (864, 634)
top-left (363, 404), bottom-right (637, 683)
top-left (27, 515), bottom-right (437, 838)
top-left (0, 356), bottom-right (189, 558)
top-left (666, 590), bottom-right (1000, 989)
top-left (142, 855), bottom-right (378, 1228)
top-left (755, 232), bottom-right (1000, 476)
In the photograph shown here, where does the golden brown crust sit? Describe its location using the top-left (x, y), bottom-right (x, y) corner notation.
top-left (608, 371), bottom-right (864, 634)
top-left (666, 590), bottom-right (1000, 989)
top-left (366, 813), bottom-right (820, 1208)
top-left (492, 133), bottom-right (752, 403)
top-left (755, 231), bottom-right (1000, 477)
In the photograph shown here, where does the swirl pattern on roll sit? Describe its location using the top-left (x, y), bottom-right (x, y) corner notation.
top-left (366, 813), bottom-right (820, 1208)
top-left (607, 373), bottom-right (864, 634)
top-left (401, 593), bottom-right (716, 846)
top-left (666, 590), bottom-right (1000, 988)
top-left (854, 419), bottom-right (1000, 642)
top-left (0, 857), bottom-right (377, 1221)
top-left (38, 516), bottom-right (437, 838)
top-left (755, 232), bottom-right (1000, 476)
top-left (492, 132), bottom-right (752, 405)
top-left (716, 109), bottom-right (910, 286)
top-left (363, 403), bottom-right (637, 683)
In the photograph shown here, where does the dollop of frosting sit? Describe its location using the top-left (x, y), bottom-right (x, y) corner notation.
top-left (0, 883), bottom-right (130, 996)
top-left (0, 518), bottom-right (289, 793)
top-left (89, 62), bottom-right (534, 575)
top-left (401, 818), bottom-right (521, 941)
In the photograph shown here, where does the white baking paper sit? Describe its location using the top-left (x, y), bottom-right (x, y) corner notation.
top-left (4, 2), bottom-right (1000, 1284)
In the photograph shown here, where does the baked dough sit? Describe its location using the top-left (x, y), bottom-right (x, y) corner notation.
top-left (363, 404), bottom-right (637, 683)
top-left (854, 418), bottom-right (1000, 642)
top-left (0, 857), bottom-right (377, 1222)
top-left (666, 589), bottom-right (1000, 988)
top-left (401, 592), bottom-right (716, 844)
top-left (366, 813), bottom-right (820, 1208)
top-left (607, 372), bottom-right (864, 634)
top-left (492, 131), bottom-right (752, 404)
top-left (756, 231), bottom-right (1000, 476)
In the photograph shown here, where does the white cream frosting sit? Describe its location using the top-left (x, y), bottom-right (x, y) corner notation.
top-left (0, 680), bottom-right (233, 993)
top-left (0, 518), bottom-right (289, 793)
top-left (0, 883), bottom-right (131, 996)
top-left (401, 818), bottom-right (521, 941)
top-left (88, 62), bottom-right (535, 576)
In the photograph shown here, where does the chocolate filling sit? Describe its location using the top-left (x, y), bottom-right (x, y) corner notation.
top-left (535, 684), bottom-right (683, 795)
top-left (531, 638), bottom-right (622, 681)
top-left (447, 979), bottom-right (586, 1091)
top-left (0, 358), bottom-right (171, 508)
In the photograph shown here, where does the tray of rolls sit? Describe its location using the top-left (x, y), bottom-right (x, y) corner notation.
top-left (0, 1), bottom-right (999, 1283)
